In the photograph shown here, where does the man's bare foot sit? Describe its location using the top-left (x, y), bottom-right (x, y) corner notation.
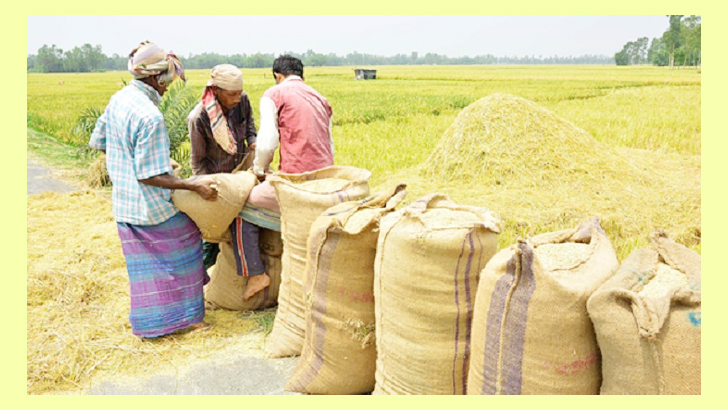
top-left (243, 273), bottom-right (271, 301)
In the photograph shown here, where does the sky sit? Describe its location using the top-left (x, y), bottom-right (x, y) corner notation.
top-left (26, 15), bottom-right (673, 59)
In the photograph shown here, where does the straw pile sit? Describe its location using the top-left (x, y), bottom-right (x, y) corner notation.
top-left (27, 190), bottom-right (268, 394)
top-left (377, 93), bottom-right (700, 258)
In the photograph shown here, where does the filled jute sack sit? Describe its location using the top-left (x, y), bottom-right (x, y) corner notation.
top-left (204, 230), bottom-right (283, 311)
top-left (467, 217), bottom-right (619, 395)
top-left (586, 231), bottom-right (701, 395)
top-left (373, 193), bottom-right (501, 395)
top-left (266, 165), bottom-right (372, 358)
top-left (286, 184), bottom-right (407, 395)
top-left (172, 171), bottom-right (257, 242)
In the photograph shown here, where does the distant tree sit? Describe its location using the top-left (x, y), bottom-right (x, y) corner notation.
top-left (665, 15), bottom-right (684, 68)
top-left (615, 49), bottom-right (629, 66)
top-left (681, 15), bottom-right (701, 67)
top-left (648, 37), bottom-right (669, 66)
top-left (104, 53), bottom-right (127, 71)
top-left (244, 53), bottom-right (274, 68)
top-left (37, 44), bottom-right (64, 72)
top-left (614, 37), bottom-right (649, 65)
top-left (27, 54), bottom-right (38, 72)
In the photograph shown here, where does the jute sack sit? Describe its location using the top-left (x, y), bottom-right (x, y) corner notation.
top-left (467, 217), bottom-right (618, 395)
top-left (172, 171), bottom-right (257, 242)
top-left (586, 231), bottom-right (701, 394)
top-left (204, 232), bottom-right (283, 311)
top-left (266, 165), bottom-right (372, 358)
top-left (373, 193), bottom-right (501, 395)
top-left (286, 184), bottom-right (407, 395)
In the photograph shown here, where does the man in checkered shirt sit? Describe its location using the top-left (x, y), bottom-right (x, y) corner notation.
top-left (89, 41), bottom-right (218, 338)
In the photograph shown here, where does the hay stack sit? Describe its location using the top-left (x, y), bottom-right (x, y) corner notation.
top-left (424, 92), bottom-right (624, 185)
top-left (378, 93), bottom-right (700, 258)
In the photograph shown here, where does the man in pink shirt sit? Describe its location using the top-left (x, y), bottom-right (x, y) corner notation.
top-left (235, 55), bottom-right (334, 300)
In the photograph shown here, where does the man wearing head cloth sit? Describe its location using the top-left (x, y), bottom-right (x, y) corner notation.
top-left (89, 41), bottom-right (218, 338)
top-left (187, 64), bottom-right (257, 271)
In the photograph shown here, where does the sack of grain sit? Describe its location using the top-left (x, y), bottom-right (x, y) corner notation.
top-left (172, 171), bottom-right (257, 241)
top-left (286, 184), bottom-right (407, 395)
top-left (586, 230), bottom-right (701, 394)
top-left (373, 193), bottom-right (501, 395)
top-left (266, 165), bottom-right (372, 358)
top-left (204, 234), bottom-right (282, 311)
top-left (467, 217), bottom-right (618, 395)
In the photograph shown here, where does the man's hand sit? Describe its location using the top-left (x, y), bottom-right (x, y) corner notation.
top-left (193, 178), bottom-right (219, 201)
top-left (248, 168), bottom-right (266, 183)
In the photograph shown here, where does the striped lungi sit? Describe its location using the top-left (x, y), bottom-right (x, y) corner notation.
top-left (117, 212), bottom-right (206, 338)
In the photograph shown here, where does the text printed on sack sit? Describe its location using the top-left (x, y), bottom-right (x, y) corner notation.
top-left (541, 352), bottom-right (598, 376)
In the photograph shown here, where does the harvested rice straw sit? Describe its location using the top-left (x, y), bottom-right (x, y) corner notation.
top-left (296, 178), bottom-right (349, 193)
top-left (534, 243), bottom-right (590, 271)
top-left (638, 263), bottom-right (688, 299)
top-left (27, 190), bottom-right (271, 395)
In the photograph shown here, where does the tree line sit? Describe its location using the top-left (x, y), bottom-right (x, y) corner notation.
top-left (615, 15), bottom-right (700, 67)
top-left (27, 46), bottom-right (614, 73)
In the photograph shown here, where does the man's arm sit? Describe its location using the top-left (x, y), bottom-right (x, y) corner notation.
top-left (89, 110), bottom-right (107, 153)
top-left (243, 95), bottom-right (257, 149)
top-left (140, 173), bottom-right (218, 200)
top-left (253, 96), bottom-right (279, 176)
top-left (135, 115), bottom-right (217, 200)
top-left (188, 107), bottom-right (210, 175)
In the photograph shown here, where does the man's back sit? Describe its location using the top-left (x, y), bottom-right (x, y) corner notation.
top-left (263, 77), bottom-right (333, 174)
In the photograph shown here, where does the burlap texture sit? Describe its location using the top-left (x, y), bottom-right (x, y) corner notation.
top-left (586, 231), bottom-right (701, 394)
top-left (265, 165), bottom-right (372, 358)
top-left (286, 185), bottom-right (407, 394)
top-left (204, 231), bottom-right (283, 311)
top-left (467, 217), bottom-right (618, 395)
top-left (172, 171), bottom-right (257, 241)
top-left (372, 193), bottom-right (501, 395)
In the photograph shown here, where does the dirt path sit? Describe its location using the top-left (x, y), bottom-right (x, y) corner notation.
top-left (27, 157), bottom-right (79, 195)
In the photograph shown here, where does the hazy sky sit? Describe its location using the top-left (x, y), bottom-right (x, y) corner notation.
top-left (27, 15), bottom-right (672, 58)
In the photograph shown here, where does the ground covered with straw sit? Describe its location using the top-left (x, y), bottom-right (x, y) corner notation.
top-left (27, 190), bottom-right (274, 394)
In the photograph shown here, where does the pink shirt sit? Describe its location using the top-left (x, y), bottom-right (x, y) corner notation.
top-left (253, 76), bottom-right (334, 175)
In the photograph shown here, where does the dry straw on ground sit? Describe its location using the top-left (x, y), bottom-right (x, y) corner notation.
top-left (375, 93), bottom-right (700, 259)
top-left (27, 190), bottom-right (270, 394)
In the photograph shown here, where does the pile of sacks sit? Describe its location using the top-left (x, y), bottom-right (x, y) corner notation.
top-left (173, 165), bottom-right (700, 395)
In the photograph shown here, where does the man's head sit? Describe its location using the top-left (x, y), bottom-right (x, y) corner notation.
top-left (209, 64), bottom-right (243, 110)
top-left (272, 55), bottom-right (304, 84)
top-left (127, 40), bottom-right (185, 97)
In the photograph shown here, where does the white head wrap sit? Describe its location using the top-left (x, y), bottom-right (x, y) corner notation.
top-left (209, 64), bottom-right (243, 91)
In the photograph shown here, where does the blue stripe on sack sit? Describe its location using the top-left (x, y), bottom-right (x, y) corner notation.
top-left (452, 231), bottom-right (477, 394)
top-left (290, 233), bottom-right (340, 392)
top-left (481, 242), bottom-right (536, 395)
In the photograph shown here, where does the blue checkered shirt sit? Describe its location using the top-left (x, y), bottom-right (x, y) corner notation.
top-left (89, 80), bottom-right (178, 226)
